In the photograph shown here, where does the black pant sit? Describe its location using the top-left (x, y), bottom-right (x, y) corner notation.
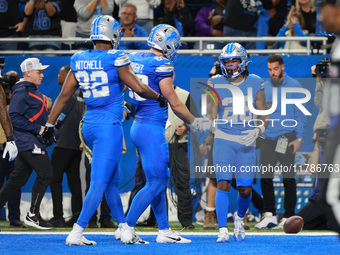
top-left (84, 156), bottom-right (111, 222)
top-left (0, 150), bottom-right (53, 215)
top-left (318, 120), bottom-right (340, 235)
top-left (0, 152), bottom-right (20, 223)
top-left (169, 143), bottom-right (193, 227)
top-left (297, 196), bottom-right (330, 230)
top-left (260, 133), bottom-right (297, 218)
top-left (50, 148), bottom-right (82, 220)
top-left (126, 154), bottom-right (156, 224)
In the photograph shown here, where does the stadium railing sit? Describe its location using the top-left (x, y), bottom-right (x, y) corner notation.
top-left (0, 36), bottom-right (328, 55)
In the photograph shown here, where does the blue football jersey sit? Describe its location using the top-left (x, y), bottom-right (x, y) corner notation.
top-left (71, 49), bottom-right (130, 125)
top-left (208, 74), bottom-right (264, 135)
top-left (128, 52), bottom-right (174, 126)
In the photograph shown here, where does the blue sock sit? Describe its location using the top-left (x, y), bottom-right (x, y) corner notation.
top-left (77, 181), bottom-right (107, 228)
top-left (237, 192), bottom-right (252, 218)
top-left (215, 189), bottom-right (229, 228)
top-left (105, 181), bottom-right (126, 224)
top-left (126, 180), bottom-right (166, 227)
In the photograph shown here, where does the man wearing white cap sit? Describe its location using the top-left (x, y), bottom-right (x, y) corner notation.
top-left (0, 57), bottom-right (54, 230)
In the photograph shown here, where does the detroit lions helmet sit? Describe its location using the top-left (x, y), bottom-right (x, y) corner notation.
top-left (219, 42), bottom-right (248, 78)
top-left (90, 15), bottom-right (121, 49)
top-left (147, 24), bottom-right (181, 62)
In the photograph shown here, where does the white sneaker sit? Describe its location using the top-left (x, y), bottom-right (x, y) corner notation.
top-left (156, 229), bottom-right (191, 243)
top-left (216, 227), bottom-right (229, 243)
top-left (115, 223), bottom-right (149, 244)
top-left (254, 212), bottom-right (278, 229)
top-left (233, 212), bottom-right (245, 241)
top-left (276, 217), bottom-right (288, 229)
top-left (66, 223), bottom-right (97, 246)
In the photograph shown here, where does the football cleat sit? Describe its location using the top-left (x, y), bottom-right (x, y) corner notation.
top-left (115, 224), bottom-right (149, 244)
top-left (156, 229), bottom-right (191, 243)
top-left (216, 227), bottom-right (229, 243)
top-left (66, 223), bottom-right (97, 246)
top-left (233, 212), bottom-right (245, 241)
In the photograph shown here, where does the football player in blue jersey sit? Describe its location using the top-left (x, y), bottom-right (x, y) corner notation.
top-left (113, 24), bottom-right (211, 244)
top-left (42, 15), bottom-right (168, 246)
top-left (207, 42), bottom-right (269, 242)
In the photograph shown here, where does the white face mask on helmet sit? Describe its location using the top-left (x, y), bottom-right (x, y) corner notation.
top-left (90, 15), bottom-right (121, 49)
top-left (219, 42), bottom-right (248, 78)
top-left (147, 24), bottom-right (181, 62)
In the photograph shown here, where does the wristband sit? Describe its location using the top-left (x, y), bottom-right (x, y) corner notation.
top-left (6, 136), bottom-right (14, 142)
top-left (46, 123), bottom-right (54, 127)
top-left (257, 125), bottom-right (265, 134)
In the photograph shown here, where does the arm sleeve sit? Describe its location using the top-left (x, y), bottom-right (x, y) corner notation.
top-left (294, 90), bottom-right (306, 139)
top-left (101, 1), bottom-right (114, 14)
top-left (276, 25), bottom-right (288, 48)
top-left (293, 23), bottom-right (310, 46)
top-left (74, 0), bottom-right (93, 19)
top-left (314, 82), bottom-right (324, 109)
top-left (9, 91), bottom-right (41, 134)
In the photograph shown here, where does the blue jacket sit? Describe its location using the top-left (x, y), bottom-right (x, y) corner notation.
top-left (9, 81), bottom-right (48, 152)
top-left (262, 74), bottom-right (306, 140)
top-left (119, 23), bottom-right (149, 50)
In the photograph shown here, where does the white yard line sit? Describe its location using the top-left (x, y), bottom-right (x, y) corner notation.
top-left (0, 231), bottom-right (337, 236)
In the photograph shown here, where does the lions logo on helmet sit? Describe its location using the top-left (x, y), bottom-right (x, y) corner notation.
top-left (90, 15), bottom-right (121, 49)
top-left (147, 24), bottom-right (181, 62)
top-left (219, 42), bottom-right (248, 78)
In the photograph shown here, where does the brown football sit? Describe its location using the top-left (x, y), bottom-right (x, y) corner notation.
top-left (283, 216), bottom-right (304, 234)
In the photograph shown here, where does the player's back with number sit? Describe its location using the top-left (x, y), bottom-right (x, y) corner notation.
top-left (71, 49), bottom-right (130, 124)
top-left (129, 52), bottom-right (173, 126)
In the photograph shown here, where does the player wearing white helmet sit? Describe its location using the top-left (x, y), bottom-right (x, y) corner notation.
top-left (207, 42), bottom-right (269, 242)
top-left (42, 15), bottom-right (166, 246)
top-left (115, 24), bottom-right (211, 244)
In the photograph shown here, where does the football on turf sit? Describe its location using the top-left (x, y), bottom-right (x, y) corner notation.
top-left (283, 216), bottom-right (304, 234)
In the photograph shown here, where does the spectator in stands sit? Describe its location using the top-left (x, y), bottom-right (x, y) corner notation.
top-left (49, 65), bottom-right (84, 228)
top-left (115, 0), bottom-right (161, 34)
top-left (73, 0), bottom-right (114, 49)
top-left (24, 0), bottom-right (62, 51)
top-left (295, 0), bottom-right (316, 35)
top-left (275, 7), bottom-right (310, 50)
top-left (60, 0), bottom-right (77, 49)
top-left (268, 0), bottom-right (287, 37)
top-left (0, 0), bottom-right (28, 51)
top-left (156, 0), bottom-right (194, 37)
top-left (119, 3), bottom-right (148, 50)
top-left (220, 0), bottom-right (272, 49)
top-left (193, 0), bottom-right (224, 50)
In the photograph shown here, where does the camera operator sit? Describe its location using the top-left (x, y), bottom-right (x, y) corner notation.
top-left (319, 0), bottom-right (340, 235)
top-left (296, 62), bottom-right (331, 230)
top-left (0, 71), bottom-right (23, 228)
top-left (0, 67), bottom-right (18, 162)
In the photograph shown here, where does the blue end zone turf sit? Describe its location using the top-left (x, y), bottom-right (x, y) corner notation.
top-left (0, 234), bottom-right (338, 255)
